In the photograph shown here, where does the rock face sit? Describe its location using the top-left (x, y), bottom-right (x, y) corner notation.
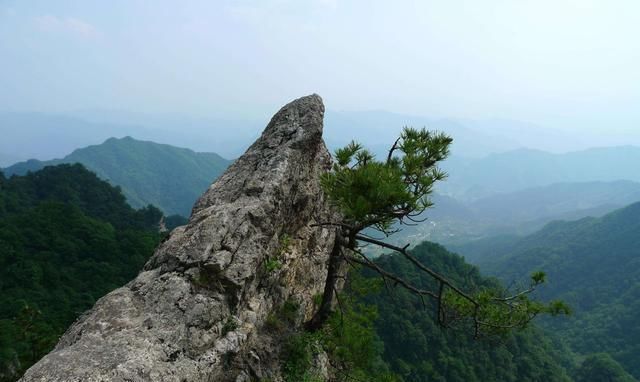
top-left (20, 94), bottom-right (337, 382)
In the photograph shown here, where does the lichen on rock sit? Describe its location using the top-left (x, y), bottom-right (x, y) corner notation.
top-left (20, 94), bottom-right (338, 382)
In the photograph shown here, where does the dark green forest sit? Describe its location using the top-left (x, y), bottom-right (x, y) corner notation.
top-left (573, 354), bottom-right (636, 382)
top-left (359, 241), bottom-right (574, 382)
top-left (0, 164), bottom-right (162, 379)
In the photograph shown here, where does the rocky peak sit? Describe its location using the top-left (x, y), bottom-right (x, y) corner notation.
top-left (20, 94), bottom-right (338, 382)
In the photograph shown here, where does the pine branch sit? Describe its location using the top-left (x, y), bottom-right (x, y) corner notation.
top-left (346, 250), bottom-right (438, 299)
top-left (354, 234), bottom-right (478, 306)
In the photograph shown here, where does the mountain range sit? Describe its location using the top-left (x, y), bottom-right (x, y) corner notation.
top-left (6, 130), bottom-right (639, 249)
top-left (3, 137), bottom-right (231, 216)
top-left (0, 112), bottom-right (255, 164)
top-left (458, 202), bottom-right (640, 378)
top-left (439, 146), bottom-right (640, 200)
top-left (366, 180), bottom-right (640, 254)
top-left (7, 110), bottom-right (639, 168)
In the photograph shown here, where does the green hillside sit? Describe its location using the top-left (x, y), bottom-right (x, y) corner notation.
top-left (358, 241), bottom-right (573, 382)
top-left (573, 354), bottom-right (637, 382)
top-left (3, 137), bottom-right (231, 216)
top-left (470, 202), bottom-right (640, 378)
top-left (0, 164), bottom-right (163, 380)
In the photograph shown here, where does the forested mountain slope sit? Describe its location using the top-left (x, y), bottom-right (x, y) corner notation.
top-left (0, 164), bottom-right (163, 380)
top-left (469, 202), bottom-right (640, 378)
top-left (3, 137), bottom-right (231, 216)
top-left (360, 241), bottom-right (573, 382)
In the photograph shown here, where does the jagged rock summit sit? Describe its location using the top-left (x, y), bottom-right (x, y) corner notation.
top-left (20, 94), bottom-right (337, 382)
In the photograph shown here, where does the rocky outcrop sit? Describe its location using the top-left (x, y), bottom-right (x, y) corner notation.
top-left (20, 94), bottom-right (337, 382)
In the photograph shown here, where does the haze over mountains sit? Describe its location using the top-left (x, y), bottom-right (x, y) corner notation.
top-left (0, 112), bottom-right (254, 166)
top-left (440, 146), bottom-right (640, 200)
top-left (4, 109), bottom-right (640, 167)
top-left (375, 180), bottom-right (640, 250)
top-left (5, 111), bottom-right (640, 247)
top-left (0, 113), bottom-right (151, 166)
top-left (9, 97), bottom-right (634, 381)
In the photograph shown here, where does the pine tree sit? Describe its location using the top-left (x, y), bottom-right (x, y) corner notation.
top-left (308, 127), bottom-right (569, 336)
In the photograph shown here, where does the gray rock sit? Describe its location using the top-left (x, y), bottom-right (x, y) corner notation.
top-left (20, 94), bottom-right (337, 382)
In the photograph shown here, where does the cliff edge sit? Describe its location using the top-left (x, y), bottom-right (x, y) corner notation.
top-left (20, 94), bottom-right (337, 382)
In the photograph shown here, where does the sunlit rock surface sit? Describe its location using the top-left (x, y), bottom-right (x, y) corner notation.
top-left (20, 94), bottom-right (337, 382)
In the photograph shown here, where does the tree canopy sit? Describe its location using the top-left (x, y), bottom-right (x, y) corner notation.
top-left (0, 164), bottom-right (162, 380)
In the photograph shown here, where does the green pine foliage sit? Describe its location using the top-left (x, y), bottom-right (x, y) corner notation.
top-left (321, 129), bottom-right (451, 233)
top-left (320, 128), bottom-right (567, 338)
top-left (0, 164), bottom-right (162, 379)
top-left (320, 274), bottom-right (399, 382)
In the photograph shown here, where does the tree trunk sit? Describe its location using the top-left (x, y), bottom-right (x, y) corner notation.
top-left (305, 230), bottom-right (344, 331)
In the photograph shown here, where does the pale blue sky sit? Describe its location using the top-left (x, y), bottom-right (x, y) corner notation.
top-left (1, 0), bottom-right (639, 135)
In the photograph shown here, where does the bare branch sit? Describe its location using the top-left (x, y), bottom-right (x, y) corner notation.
top-left (405, 214), bottom-right (429, 223)
top-left (311, 222), bottom-right (354, 230)
top-left (386, 136), bottom-right (402, 164)
top-left (354, 234), bottom-right (478, 306)
top-left (346, 251), bottom-right (438, 300)
top-left (333, 284), bottom-right (345, 327)
top-left (491, 286), bottom-right (538, 303)
top-left (437, 282), bottom-right (445, 326)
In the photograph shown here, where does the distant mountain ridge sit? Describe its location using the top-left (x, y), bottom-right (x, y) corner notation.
top-left (440, 146), bottom-right (640, 199)
top-left (466, 202), bottom-right (640, 378)
top-left (0, 152), bottom-right (22, 168)
top-left (0, 112), bottom-right (259, 162)
top-left (3, 137), bottom-right (231, 216)
top-left (324, 110), bottom-right (521, 158)
top-left (367, 180), bottom-right (640, 253)
top-left (0, 112), bottom-right (154, 163)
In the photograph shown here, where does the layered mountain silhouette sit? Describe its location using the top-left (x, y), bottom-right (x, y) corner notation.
top-left (4, 137), bottom-right (231, 216)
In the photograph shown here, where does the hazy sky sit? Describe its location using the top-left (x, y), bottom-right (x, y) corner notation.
top-left (1, 0), bottom-right (639, 134)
